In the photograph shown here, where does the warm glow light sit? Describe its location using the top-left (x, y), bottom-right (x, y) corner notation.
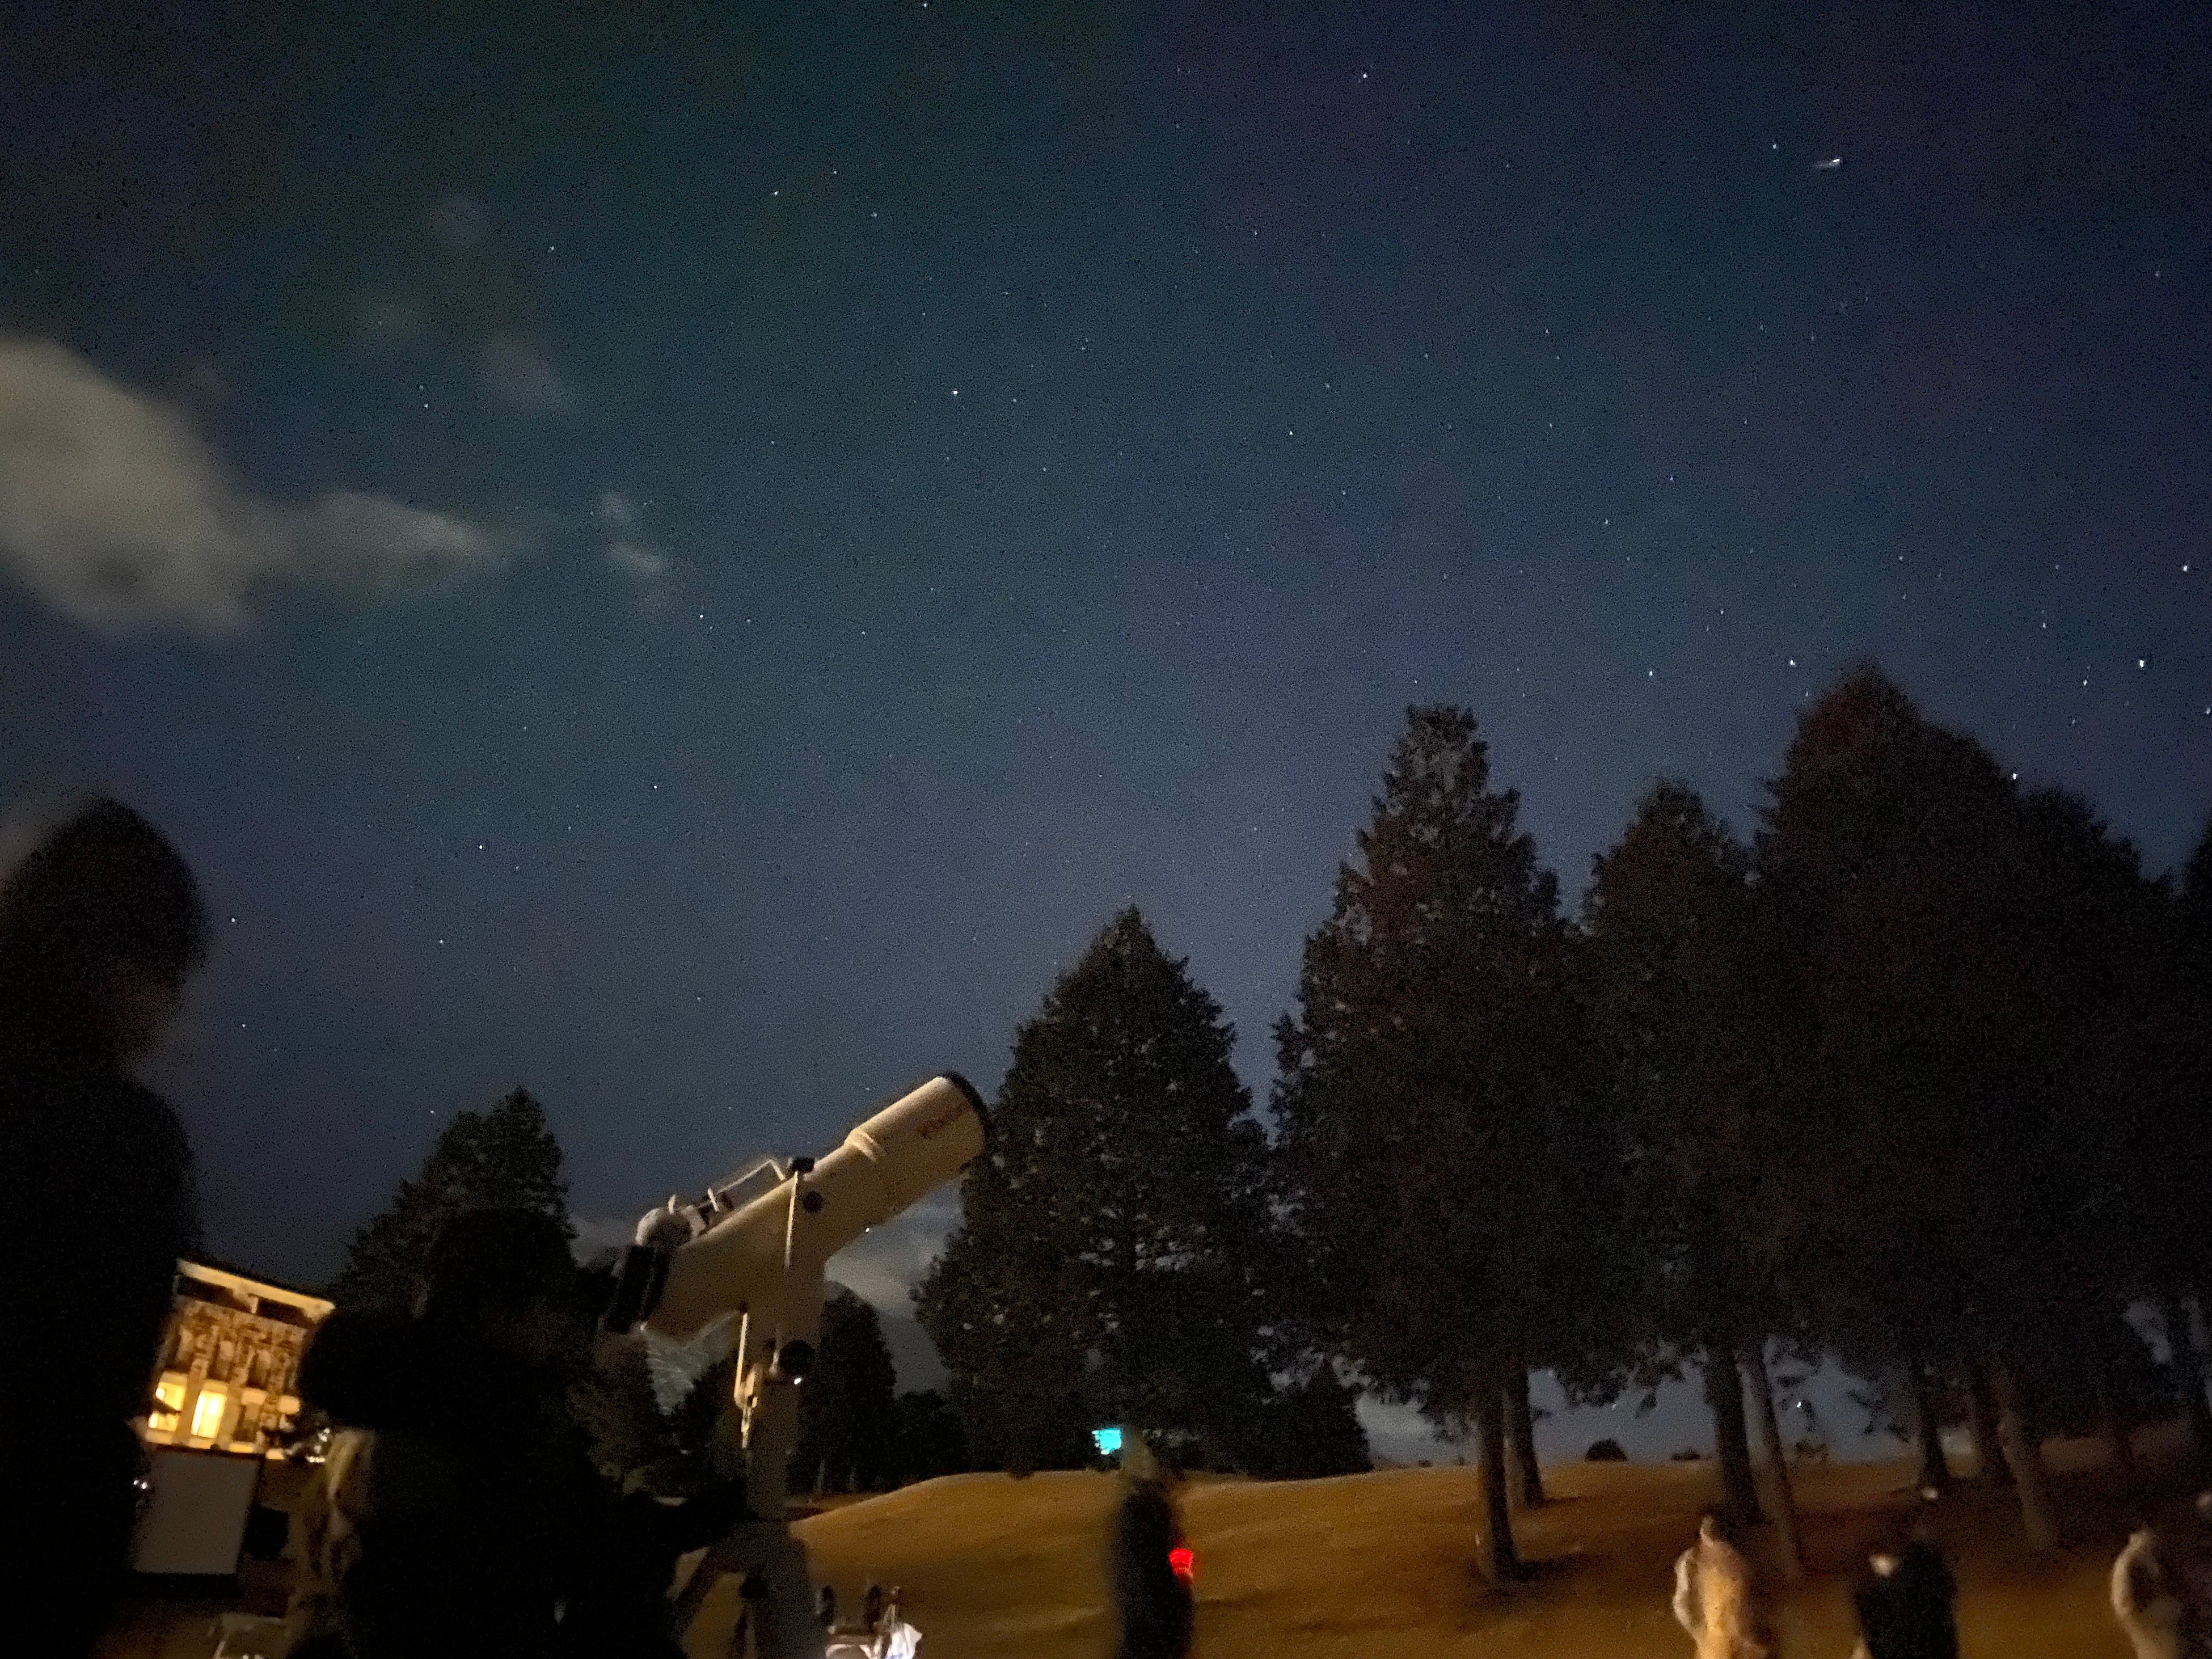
top-left (190, 1387), bottom-right (227, 1440)
top-left (149, 1373), bottom-right (187, 1433)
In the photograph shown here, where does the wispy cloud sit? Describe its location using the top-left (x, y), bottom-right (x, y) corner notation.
top-left (826, 1190), bottom-right (959, 1318)
top-left (598, 491), bottom-right (673, 596)
top-left (355, 199), bottom-right (577, 420)
top-left (478, 336), bottom-right (575, 416)
top-left (0, 336), bottom-right (499, 631)
top-left (569, 1211), bottom-right (641, 1264)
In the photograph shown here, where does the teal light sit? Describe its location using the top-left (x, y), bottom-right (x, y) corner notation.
top-left (1092, 1426), bottom-right (1123, 1457)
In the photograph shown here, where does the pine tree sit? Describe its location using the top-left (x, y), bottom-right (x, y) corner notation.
top-left (1755, 667), bottom-right (2078, 1549)
top-left (2158, 813), bottom-right (2212, 1460)
top-left (1273, 706), bottom-right (1597, 1580)
top-left (330, 1087), bottom-right (572, 1308)
top-left (916, 909), bottom-right (1284, 1476)
top-left (793, 1285), bottom-right (899, 1493)
top-left (1582, 783), bottom-right (1791, 1544)
top-left (888, 1390), bottom-right (970, 1485)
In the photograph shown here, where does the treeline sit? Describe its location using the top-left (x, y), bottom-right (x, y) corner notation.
top-left (921, 667), bottom-right (2212, 1572)
top-left (792, 1286), bottom-right (972, 1494)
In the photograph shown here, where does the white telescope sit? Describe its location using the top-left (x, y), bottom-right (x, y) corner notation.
top-left (615, 1073), bottom-right (989, 1658)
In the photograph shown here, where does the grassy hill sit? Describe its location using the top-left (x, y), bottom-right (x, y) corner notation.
top-left (685, 1440), bottom-right (2164, 1657)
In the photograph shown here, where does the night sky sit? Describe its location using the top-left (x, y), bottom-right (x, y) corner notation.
top-left (3, 1), bottom-right (2207, 1454)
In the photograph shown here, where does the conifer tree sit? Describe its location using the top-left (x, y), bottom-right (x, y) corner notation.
top-left (1274, 706), bottom-right (1598, 1580)
top-left (916, 909), bottom-right (1290, 1476)
top-left (794, 1285), bottom-right (899, 1493)
top-left (887, 1390), bottom-right (970, 1485)
top-left (331, 1087), bottom-right (572, 1308)
top-left (2159, 814), bottom-right (2212, 1459)
top-left (1755, 668), bottom-right (2072, 1548)
top-left (1582, 782), bottom-right (1791, 1542)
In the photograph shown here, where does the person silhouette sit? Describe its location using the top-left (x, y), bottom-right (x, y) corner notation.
top-left (0, 797), bottom-right (209, 1658)
top-left (1851, 1517), bottom-right (1958, 1659)
top-left (1109, 1447), bottom-right (1194, 1659)
top-left (297, 1208), bottom-right (608, 1659)
top-left (1672, 1512), bottom-right (1778, 1659)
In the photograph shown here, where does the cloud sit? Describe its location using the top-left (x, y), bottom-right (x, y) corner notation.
top-left (829, 1193), bottom-right (959, 1390)
top-left (1356, 1395), bottom-right (1453, 1466)
top-left (825, 1190), bottom-right (959, 1318)
top-left (478, 336), bottom-right (575, 416)
top-left (0, 336), bottom-right (497, 631)
top-left (569, 1211), bottom-right (637, 1263)
top-left (607, 542), bottom-right (670, 580)
top-left (568, 1196), bottom-right (957, 1389)
top-left (597, 491), bottom-right (673, 590)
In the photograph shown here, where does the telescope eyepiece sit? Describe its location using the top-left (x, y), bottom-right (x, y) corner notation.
top-left (789, 1155), bottom-right (817, 1176)
top-left (775, 1339), bottom-right (815, 1382)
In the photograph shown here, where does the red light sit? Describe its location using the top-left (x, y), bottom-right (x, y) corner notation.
top-left (1168, 1546), bottom-right (1196, 1584)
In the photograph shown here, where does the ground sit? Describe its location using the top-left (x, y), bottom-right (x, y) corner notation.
top-left (688, 1438), bottom-right (2160, 1658)
top-left (104, 1436), bottom-right (2162, 1656)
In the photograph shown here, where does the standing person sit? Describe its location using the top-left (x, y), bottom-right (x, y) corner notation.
top-left (1671, 1512), bottom-right (1778, 1659)
top-left (1850, 1519), bottom-right (1958, 1659)
top-left (298, 1208), bottom-right (607, 1659)
top-left (873, 1586), bottom-right (922, 1659)
top-left (1109, 1449), bottom-right (1194, 1659)
top-left (0, 797), bottom-right (209, 1658)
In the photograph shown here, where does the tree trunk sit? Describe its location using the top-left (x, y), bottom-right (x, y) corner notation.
top-left (1504, 1368), bottom-right (1546, 1509)
top-left (2160, 1290), bottom-right (2212, 1468)
top-left (1703, 1343), bottom-right (1764, 1527)
top-left (1471, 1382), bottom-right (1522, 1582)
top-left (1987, 1354), bottom-right (2060, 1552)
top-left (1906, 1362), bottom-right (1952, 1495)
top-left (1965, 1362), bottom-right (2011, 1487)
top-left (1740, 1343), bottom-right (1805, 1583)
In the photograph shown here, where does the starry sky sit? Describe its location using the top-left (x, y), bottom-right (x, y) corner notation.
top-left (3, 1), bottom-right (2208, 1455)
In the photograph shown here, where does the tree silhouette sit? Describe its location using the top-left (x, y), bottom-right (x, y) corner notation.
top-left (330, 1087), bottom-right (571, 1309)
top-left (1274, 706), bottom-right (1598, 1580)
top-left (917, 909), bottom-right (1285, 1476)
top-left (888, 1390), bottom-right (970, 1485)
top-left (794, 1285), bottom-right (898, 1493)
top-left (1582, 781), bottom-right (1789, 1537)
top-left (1755, 668), bottom-right (2086, 1547)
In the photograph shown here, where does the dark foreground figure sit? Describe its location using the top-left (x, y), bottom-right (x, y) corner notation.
top-left (0, 799), bottom-right (208, 1658)
top-left (1851, 1527), bottom-right (1958, 1659)
top-left (1110, 1470), bottom-right (1194, 1659)
top-left (296, 1208), bottom-right (745, 1659)
top-left (296, 1209), bottom-right (603, 1659)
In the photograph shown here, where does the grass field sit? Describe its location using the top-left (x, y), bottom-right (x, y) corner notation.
top-left (98, 1433), bottom-right (2164, 1656)
top-left (683, 1437), bottom-right (2166, 1657)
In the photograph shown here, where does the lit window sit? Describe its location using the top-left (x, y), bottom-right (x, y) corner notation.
top-left (190, 1386), bottom-right (227, 1441)
top-left (149, 1373), bottom-right (187, 1434)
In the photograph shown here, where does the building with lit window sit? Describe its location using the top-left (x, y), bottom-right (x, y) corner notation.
top-left (140, 1260), bottom-right (332, 1459)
